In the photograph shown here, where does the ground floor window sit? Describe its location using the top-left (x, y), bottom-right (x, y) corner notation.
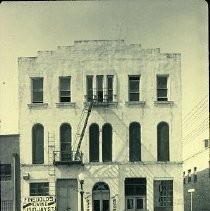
top-left (125, 178), bottom-right (146, 211)
top-left (154, 180), bottom-right (173, 211)
top-left (30, 182), bottom-right (49, 196)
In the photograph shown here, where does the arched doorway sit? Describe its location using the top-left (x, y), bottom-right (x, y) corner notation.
top-left (92, 182), bottom-right (110, 211)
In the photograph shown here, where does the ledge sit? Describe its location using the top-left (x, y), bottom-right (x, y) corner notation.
top-left (154, 101), bottom-right (174, 106)
top-left (56, 102), bottom-right (76, 108)
top-left (84, 101), bottom-right (118, 108)
top-left (125, 101), bottom-right (146, 107)
top-left (27, 103), bottom-right (48, 109)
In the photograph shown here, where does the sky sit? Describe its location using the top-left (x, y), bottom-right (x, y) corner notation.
top-left (0, 0), bottom-right (208, 134)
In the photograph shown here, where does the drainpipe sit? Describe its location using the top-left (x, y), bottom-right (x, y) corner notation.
top-left (12, 153), bottom-right (16, 211)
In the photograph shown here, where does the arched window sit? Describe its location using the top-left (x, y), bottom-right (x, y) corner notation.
top-left (102, 123), bottom-right (112, 162)
top-left (157, 122), bottom-right (169, 161)
top-left (129, 122), bottom-right (141, 162)
top-left (60, 123), bottom-right (72, 161)
top-left (32, 124), bottom-right (44, 164)
top-left (92, 182), bottom-right (110, 211)
top-left (89, 123), bottom-right (99, 162)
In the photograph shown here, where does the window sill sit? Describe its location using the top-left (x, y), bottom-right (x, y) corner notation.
top-left (154, 101), bottom-right (174, 106)
top-left (28, 103), bottom-right (48, 109)
top-left (56, 102), bottom-right (76, 108)
top-left (125, 101), bottom-right (146, 107)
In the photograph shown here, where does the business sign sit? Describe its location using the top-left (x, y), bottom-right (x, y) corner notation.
top-left (22, 196), bottom-right (56, 211)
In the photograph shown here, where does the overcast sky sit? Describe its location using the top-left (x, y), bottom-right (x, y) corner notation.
top-left (0, 0), bottom-right (208, 134)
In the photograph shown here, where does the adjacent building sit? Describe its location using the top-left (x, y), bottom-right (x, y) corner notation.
top-left (183, 96), bottom-right (209, 211)
top-left (0, 134), bottom-right (20, 211)
top-left (18, 40), bottom-right (183, 211)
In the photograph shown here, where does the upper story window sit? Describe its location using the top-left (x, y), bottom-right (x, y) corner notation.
top-left (86, 76), bottom-right (93, 102)
top-left (86, 75), bottom-right (116, 103)
top-left (96, 75), bottom-right (103, 102)
top-left (102, 123), bottom-right (112, 162)
top-left (129, 76), bottom-right (140, 101)
top-left (107, 75), bottom-right (113, 102)
top-left (30, 182), bottom-right (49, 196)
top-left (157, 75), bottom-right (168, 101)
top-left (59, 77), bottom-right (71, 102)
top-left (157, 122), bottom-right (169, 161)
top-left (188, 169), bottom-right (191, 182)
top-left (89, 123), bottom-right (99, 162)
top-left (32, 78), bottom-right (43, 103)
top-left (32, 124), bottom-right (44, 164)
top-left (0, 164), bottom-right (11, 181)
top-left (129, 122), bottom-right (141, 162)
top-left (204, 139), bottom-right (209, 148)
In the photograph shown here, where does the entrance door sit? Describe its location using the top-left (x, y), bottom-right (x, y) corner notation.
top-left (92, 182), bottom-right (110, 211)
top-left (126, 196), bottom-right (146, 211)
top-left (57, 179), bottom-right (78, 211)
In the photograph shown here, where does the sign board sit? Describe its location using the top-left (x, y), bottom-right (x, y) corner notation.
top-left (22, 196), bottom-right (56, 211)
top-left (188, 189), bottom-right (195, 193)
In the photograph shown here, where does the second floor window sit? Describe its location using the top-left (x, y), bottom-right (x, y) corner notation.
top-left (32, 78), bottom-right (43, 103)
top-left (107, 75), bottom-right (113, 102)
top-left (59, 77), bottom-right (71, 102)
top-left (0, 164), bottom-right (11, 181)
top-left (129, 76), bottom-right (140, 101)
top-left (157, 75), bottom-right (168, 101)
top-left (96, 75), bottom-right (103, 102)
top-left (87, 76), bottom-right (93, 102)
top-left (32, 124), bottom-right (44, 164)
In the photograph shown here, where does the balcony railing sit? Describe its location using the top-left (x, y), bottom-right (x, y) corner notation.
top-left (53, 151), bottom-right (83, 165)
top-left (84, 88), bottom-right (117, 107)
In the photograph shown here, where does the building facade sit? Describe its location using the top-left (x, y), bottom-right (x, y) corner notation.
top-left (0, 134), bottom-right (20, 211)
top-left (18, 40), bottom-right (183, 211)
top-left (183, 96), bottom-right (209, 211)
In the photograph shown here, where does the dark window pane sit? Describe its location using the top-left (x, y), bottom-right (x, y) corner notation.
top-left (0, 164), bottom-right (11, 181)
top-left (33, 78), bottom-right (43, 90)
top-left (60, 77), bottom-right (70, 90)
top-left (157, 122), bottom-right (169, 161)
top-left (89, 124), bottom-right (99, 162)
top-left (102, 124), bottom-right (112, 162)
top-left (30, 183), bottom-right (49, 196)
top-left (94, 200), bottom-right (100, 211)
top-left (129, 76), bottom-right (140, 101)
top-left (32, 78), bottom-right (43, 103)
top-left (157, 77), bottom-right (167, 88)
top-left (32, 124), bottom-right (44, 164)
top-left (97, 91), bottom-right (103, 102)
top-left (107, 76), bottom-right (113, 102)
top-left (87, 76), bottom-right (93, 101)
top-left (130, 80), bottom-right (139, 92)
top-left (103, 200), bottom-right (109, 211)
top-left (127, 199), bottom-right (134, 209)
top-left (97, 76), bottom-right (103, 91)
top-left (136, 198), bottom-right (143, 209)
top-left (157, 89), bottom-right (167, 98)
top-left (60, 77), bottom-right (71, 102)
top-left (129, 93), bottom-right (139, 101)
top-left (129, 122), bottom-right (141, 161)
top-left (60, 124), bottom-right (71, 161)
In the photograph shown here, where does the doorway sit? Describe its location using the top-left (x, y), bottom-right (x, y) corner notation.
top-left (92, 182), bottom-right (110, 211)
top-left (57, 179), bottom-right (78, 211)
top-left (125, 178), bottom-right (147, 211)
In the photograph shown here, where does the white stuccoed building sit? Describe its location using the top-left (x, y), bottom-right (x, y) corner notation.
top-left (18, 40), bottom-right (183, 211)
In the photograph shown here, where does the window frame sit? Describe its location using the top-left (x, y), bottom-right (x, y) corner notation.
top-left (59, 76), bottom-right (71, 103)
top-left (128, 75), bottom-right (140, 102)
top-left (31, 77), bottom-right (44, 103)
top-left (107, 75), bottom-right (114, 102)
top-left (96, 75), bottom-right (104, 102)
top-left (0, 164), bottom-right (11, 181)
top-left (86, 75), bottom-right (94, 102)
top-left (30, 182), bottom-right (49, 196)
top-left (156, 75), bottom-right (169, 101)
top-left (32, 123), bottom-right (44, 164)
